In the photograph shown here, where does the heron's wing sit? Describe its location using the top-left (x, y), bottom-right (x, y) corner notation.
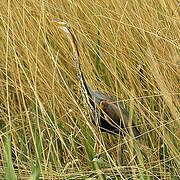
top-left (100, 100), bottom-right (129, 126)
top-left (100, 100), bottom-right (140, 136)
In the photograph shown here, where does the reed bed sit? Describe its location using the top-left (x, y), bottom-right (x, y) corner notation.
top-left (0, 0), bottom-right (180, 179)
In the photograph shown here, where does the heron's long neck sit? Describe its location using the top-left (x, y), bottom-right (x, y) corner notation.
top-left (74, 53), bottom-right (89, 97)
top-left (66, 27), bottom-right (98, 124)
top-left (67, 29), bottom-right (93, 103)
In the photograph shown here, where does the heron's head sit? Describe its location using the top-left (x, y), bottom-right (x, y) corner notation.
top-left (51, 20), bottom-right (69, 33)
top-left (51, 20), bottom-right (79, 57)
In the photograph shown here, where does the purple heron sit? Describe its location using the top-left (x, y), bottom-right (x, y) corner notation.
top-left (51, 21), bottom-right (140, 138)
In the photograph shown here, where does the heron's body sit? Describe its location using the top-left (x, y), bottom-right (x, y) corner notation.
top-left (52, 21), bottom-right (140, 137)
top-left (85, 82), bottom-right (140, 136)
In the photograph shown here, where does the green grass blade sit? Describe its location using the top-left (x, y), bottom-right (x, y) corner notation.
top-left (5, 134), bottom-right (16, 180)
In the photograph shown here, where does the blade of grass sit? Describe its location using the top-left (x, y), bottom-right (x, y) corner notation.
top-left (5, 134), bottom-right (16, 180)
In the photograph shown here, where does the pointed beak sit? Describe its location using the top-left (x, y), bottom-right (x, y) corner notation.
top-left (51, 20), bottom-right (67, 27)
top-left (51, 20), bottom-right (69, 33)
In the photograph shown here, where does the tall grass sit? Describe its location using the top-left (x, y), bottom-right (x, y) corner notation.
top-left (0, 0), bottom-right (180, 179)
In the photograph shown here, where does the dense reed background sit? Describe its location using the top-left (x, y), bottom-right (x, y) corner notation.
top-left (0, 0), bottom-right (180, 179)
